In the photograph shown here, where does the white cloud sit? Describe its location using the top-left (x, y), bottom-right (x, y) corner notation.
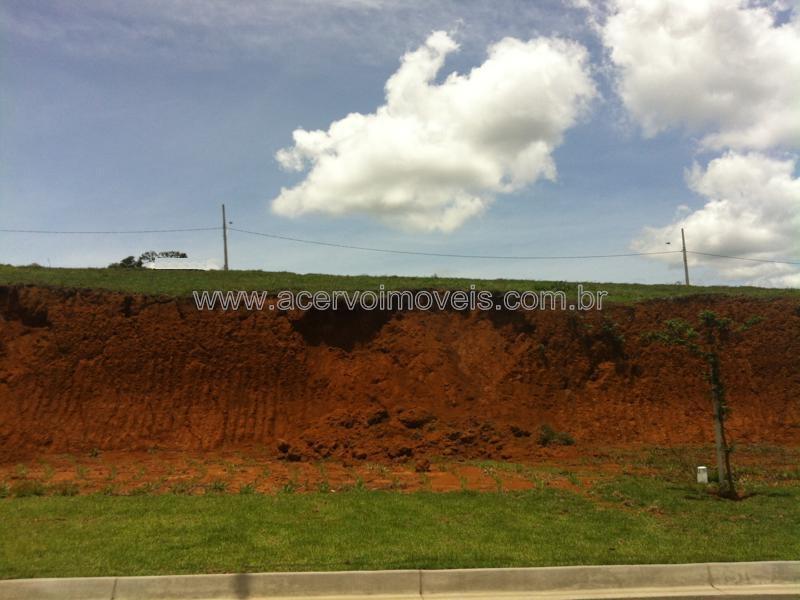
top-left (271, 31), bottom-right (596, 232)
top-left (603, 0), bottom-right (800, 285)
top-left (602, 0), bottom-right (800, 151)
top-left (632, 152), bottom-right (800, 286)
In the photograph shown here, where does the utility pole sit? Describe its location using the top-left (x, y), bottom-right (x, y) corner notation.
top-left (222, 204), bottom-right (229, 271)
top-left (681, 228), bottom-right (690, 286)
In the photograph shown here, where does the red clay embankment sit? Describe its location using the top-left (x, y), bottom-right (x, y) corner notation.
top-left (0, 285), bottom-right (798, 462)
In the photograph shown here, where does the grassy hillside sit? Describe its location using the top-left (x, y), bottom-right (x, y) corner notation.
top-left (2, 477), bottom-right (799, 578)
top-left (0, 264), bottom-right (797, 302)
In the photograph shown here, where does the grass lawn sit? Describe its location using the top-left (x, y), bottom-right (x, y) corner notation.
top-left (1, 477), bottom-right (798, 579)
top-left (1, 264), bottom-right (798, 301)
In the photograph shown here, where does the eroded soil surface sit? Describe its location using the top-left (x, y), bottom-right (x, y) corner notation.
top-left (1, 285), bottom-right (798, 466)
top-left (2, 445), bottom-right (798, 496)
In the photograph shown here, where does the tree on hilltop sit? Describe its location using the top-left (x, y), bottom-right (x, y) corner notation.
top-left (108, 250), bottom-right (187, 268)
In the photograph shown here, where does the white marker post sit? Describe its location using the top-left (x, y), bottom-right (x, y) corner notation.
top-left (697, 466), bottom-right (708, 484)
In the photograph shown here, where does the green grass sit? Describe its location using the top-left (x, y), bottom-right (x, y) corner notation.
top-left (1, 265), bottom-right (798, 302)
top-left (1, 478), bottom-right (798, 579)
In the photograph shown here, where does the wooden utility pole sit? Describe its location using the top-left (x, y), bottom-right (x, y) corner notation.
top-left (222, 204), bottom-right (229, 271)
top-left (681, 228), bottom-right (689, 286)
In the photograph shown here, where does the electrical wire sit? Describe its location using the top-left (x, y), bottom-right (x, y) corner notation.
top-left (686, 251), bottom-right (800, 266)
top-left (0, 227), bottom-right (221, 234)
top-left (3, 224), bottom-right (800, 265)
top-left (228, 227), bottom-right (683, 260)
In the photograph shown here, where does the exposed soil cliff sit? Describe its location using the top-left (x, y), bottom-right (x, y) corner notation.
top-left (1, 285), bottom-right (798, 461)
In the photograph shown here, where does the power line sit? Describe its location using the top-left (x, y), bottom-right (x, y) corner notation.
top-left (3, 223), bottom-right (800, 265)
top-left (0, 227), bottom-right (221, 234)
top-left (229, 226), bottom-right (682, 260)
top-left (687, 251), bottom-right (800, 266)
top-left (232, 227), bottom-right (800, 263)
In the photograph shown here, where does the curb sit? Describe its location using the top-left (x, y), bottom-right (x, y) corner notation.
top-left (0, 561), bottom-right (797, 599)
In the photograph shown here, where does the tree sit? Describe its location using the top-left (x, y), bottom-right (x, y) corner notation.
top-left (108, 250), bottom-right (187, 268)
top-left (645, 311), bottom-right (761, 499)
top-left (108, 256), bottom-right (139, 269)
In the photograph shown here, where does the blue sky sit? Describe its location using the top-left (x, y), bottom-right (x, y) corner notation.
top-left (1, 1), bottom-right (797, 286)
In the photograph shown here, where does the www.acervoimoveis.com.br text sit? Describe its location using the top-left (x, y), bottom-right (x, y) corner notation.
top-left (192, 285), bottom-right (608, 312)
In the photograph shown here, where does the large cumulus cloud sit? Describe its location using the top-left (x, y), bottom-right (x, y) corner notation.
top-left (602, 0), bottom-right (800, 151)
top-left (271, 31), bottom-right (596, 232)
top-left (603, 0), bottom-right (800, 285)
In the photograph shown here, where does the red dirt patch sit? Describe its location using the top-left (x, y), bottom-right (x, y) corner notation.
top-left (2, 447), bottom-right (797, 496)
top-left (0, 286), bottom-right (798, 465)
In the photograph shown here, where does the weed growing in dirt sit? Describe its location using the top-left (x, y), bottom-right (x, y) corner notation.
top-left (314, 463), bottom-right (332, 493)
top-left (207, 480), bottom-right (228, 494)
top-left (49, 482), bottom-right (79, 497)
top-left (169, 481), bottom-right (196, 495)
top-left (99, 485), bottom-right (119, 496)
top-left (599, 318), bottom-right (626, 356)
top-left (366, 463), bottom-right (389, 477)
top-left (286, 467), bottom-right (301, 492)
top-left (196, 464), bottom-right (210, 479)
top-left (478, 464), bottom-right (504, 492)
top-left (638, 447), bottom-right (708, 482)
top-left (238, 483), bottom-right (257, 495)
top-left (419, 473), bottom-right (432, 492)
top-left (538, 424), bottom-right (575, 447)
top-left (129, 482), bottom-right (162, 496)
top-left (536, 343), bottom-right (548, 365)
top-left (11, 480), bottom-right (46, 498)
top-left (40, 463), bottom-right (55, 482)
top-left (776, 469), bottom-right (800, 482)
top-left (560, 470), bottom-right (580, 486)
